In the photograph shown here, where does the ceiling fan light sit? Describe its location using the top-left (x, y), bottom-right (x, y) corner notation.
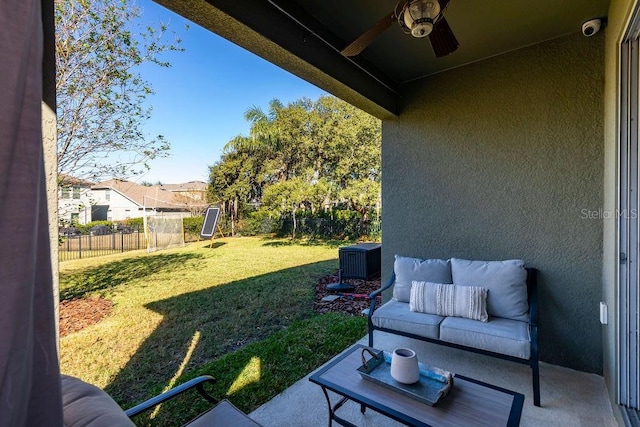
top-left (401, 0), bottom-right (441, 37)
top-left (410, 21), bottom-right (433, 37)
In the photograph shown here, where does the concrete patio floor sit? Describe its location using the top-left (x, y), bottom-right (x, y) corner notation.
top-left (249, 331), bottom-right (617, 426)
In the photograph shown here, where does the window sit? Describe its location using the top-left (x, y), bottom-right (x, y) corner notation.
top-left (105, 188), bottom-right (111, 201)
top-left (70, 213), bottom-right (79, 224)
top-left (61, 187), bottom-right (71, 199)
top-left (72, 186), bottom-right (80, 199)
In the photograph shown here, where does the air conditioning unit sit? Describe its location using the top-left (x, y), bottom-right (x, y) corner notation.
top-left (339, 243), bottom-right (381, 280)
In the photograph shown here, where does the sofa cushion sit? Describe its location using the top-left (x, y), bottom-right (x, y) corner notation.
top-left (61, 375), bottom-right (135, 427)
top-left (393, 255), bottom-right (452, 302)
top-left (371, 300), bottom-right (443, 339)
top-left (450, 258), bottom-right (529, 322)
top-left (439, 316), bottom-right (531, 359)
top-left (410, 281), bottom-right (488, 322)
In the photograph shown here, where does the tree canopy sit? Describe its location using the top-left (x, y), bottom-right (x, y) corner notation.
top-left (209, 95), bottom-right (381, 236)
top-left (55, 0), bottom-right (184, 183)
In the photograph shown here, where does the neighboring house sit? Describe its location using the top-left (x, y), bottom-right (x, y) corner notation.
top-left (57, 176), bottom-right (94, 225)
top-left (158, 181), bottom-right (207, 201)
top-left (90, 179), bottom-right (207, 222)
top-left (56, 178), bottom-right (208, 224)
top-left (157, 181), bottom-right (209, 216)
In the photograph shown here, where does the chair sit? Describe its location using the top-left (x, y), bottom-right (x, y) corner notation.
top-left (61, 374), bottom-right (262, 427)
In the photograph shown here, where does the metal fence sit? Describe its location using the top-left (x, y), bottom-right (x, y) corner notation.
top-left (215, 214), bottom-right (382, 239)
top-left (58, 227), bottom-right (144, 262)
top-left (279, 218), bottom-right (381, 239)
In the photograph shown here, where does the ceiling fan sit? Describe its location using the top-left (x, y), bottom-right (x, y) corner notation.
top-left (341, 0), bottom-right (459, 58)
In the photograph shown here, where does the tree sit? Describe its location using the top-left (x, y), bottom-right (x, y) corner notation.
top-left (209, 139), bottom-right (267, 235)
top-left (339, 179), bottom-right (381, 226)
top-left (309, 96), bottom-right (381, 186)
top-left (209, 95), bottom-right (382, 237)
top-left (262, 178), bottom-right (307, 238)
top-left (304, 177), bottom-right (331, 214)
top-left (55, 0), bottom-right (184, 183)
top-left (242, 99), bottom-right (311, 181)
top-left (173, 193), bottom-right (208, 217)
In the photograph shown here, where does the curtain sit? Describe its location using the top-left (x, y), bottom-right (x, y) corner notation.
top-left (0, 0), bottom-right (63, 425)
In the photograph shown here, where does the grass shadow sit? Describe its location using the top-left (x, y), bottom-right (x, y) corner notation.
top-left (59, 252), bottom-right (205, 301)
top-left (260, 240), bottom-right (295, 247)
top-left (200, 242), bottom-right (226, 250)
top-left (260, 235), bottom-right (355, 248)
top-left (103, 260), bottom-right (342, 425)
top-left (137, 313), bottom-right (366, 426)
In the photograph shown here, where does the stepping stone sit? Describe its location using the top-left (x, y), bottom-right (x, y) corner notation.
top-left (322, 295), bottom-right (341, 302)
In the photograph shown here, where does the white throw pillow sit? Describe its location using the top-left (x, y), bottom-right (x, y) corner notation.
top-left (393, 255), bottom-right (452, 302)
top-left (410, 281), bottom-right (489, 322)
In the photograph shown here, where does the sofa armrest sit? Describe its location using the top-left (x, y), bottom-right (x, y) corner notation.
top-left (526, 268), bottom-right (538, 327)
top-left (125, 375), bottom-right (218, 418)
top-left (369, 272), bottom-right (395, 300)
top-left (368, 272), bottom-right (395, 318)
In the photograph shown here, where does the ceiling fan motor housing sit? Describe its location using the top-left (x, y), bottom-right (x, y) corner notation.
top-left (401, 0), bottom-right (441, 38)
top-left (341, 0), bottom-right (458, 57)
top-left (409, 18), bottom-right (433, 37)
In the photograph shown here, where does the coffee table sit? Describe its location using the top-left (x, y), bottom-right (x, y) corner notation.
top-left (309, 344), bottom-right (524, 427)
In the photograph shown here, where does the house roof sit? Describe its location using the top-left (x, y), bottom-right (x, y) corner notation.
top-left (157, 181), bottom-right (207, 192)
top-left (58, 174), bottom-right (95, 187)
top-left (92, 179), bottom-right (206, 209)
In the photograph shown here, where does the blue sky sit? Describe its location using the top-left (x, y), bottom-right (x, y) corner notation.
top-left (135, 0), bottom-right (325, 184)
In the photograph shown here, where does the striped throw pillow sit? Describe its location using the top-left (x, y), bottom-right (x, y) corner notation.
top-left (410, 281), bottom-right (489, 322)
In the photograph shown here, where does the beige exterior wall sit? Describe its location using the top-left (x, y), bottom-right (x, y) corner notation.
top-left (383, 32), bottom-right (605, 373)
top-left (58, 186), bottom-right (93, 225)
top-left (42, 102), bottom-right (58, 344)
top-left (42, 0), bottom-right (58, 344)
top-left (90, 189), bottom-right (142, 221)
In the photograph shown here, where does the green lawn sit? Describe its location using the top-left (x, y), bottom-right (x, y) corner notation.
top-left (59, 236), bottom-right (367, 426)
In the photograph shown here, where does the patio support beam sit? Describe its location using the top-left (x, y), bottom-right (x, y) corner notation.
top-left (42, 0), bottom-right (59, 345)
top-left (155, 0), bottom-right (400, 118)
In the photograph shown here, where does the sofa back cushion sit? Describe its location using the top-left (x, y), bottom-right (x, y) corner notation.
top-left (410, 281), bottom-right (489, 322)
top-left (393, 255), bottom-right (452, 302)
top-left (450, 258), bottom-right (528, 321)
top-left (61, 375), bottom-right (135, 427)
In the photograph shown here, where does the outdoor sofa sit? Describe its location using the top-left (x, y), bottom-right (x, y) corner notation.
top-left (367, 256), bottom-right (540, 406)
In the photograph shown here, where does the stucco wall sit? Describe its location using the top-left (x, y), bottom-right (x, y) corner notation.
top-left (382, 33), bottom-right (605, 373)
top-left (42, 0), bottom-right (59, 346)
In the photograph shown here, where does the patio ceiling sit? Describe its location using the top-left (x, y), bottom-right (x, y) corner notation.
top-left (155, 0), bottom-right (610, 117)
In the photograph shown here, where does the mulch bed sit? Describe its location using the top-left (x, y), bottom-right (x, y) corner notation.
top-left (59, 297), bottom-right (113, 337)
top-left (314, 272), bottom-right (381, 316)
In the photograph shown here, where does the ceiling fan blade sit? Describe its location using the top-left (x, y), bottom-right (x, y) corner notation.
top-left (341, 13), bottom-right (395, 57)
top-left (428, 16), bottom-right (459, 57)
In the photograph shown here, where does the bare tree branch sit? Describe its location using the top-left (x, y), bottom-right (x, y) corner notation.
top-left (55, 0), bottom-right (184, 182)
